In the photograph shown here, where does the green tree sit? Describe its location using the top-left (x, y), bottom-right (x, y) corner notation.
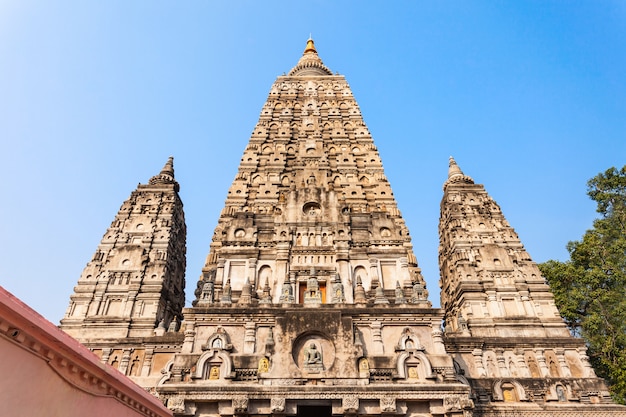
top-left (539, 166), bottom-right (626, 404)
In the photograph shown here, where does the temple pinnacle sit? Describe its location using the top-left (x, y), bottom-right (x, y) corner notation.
top-left (303, 37), bottom-right (317, 54)
top-left (148, 156), bottom-right (179, 190)
top-left (448, 156), bottom-right (463, 179)
top-left (444, 156), bottom-right (474, 189)
top-left (161, 156), bottom-right (175, 178)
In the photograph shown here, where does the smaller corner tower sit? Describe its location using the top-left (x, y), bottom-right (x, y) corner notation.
top-left (438, 156), bottom-right (565, 336)
top-left (439, 157), bottom-right (619, 413)
top-left (61, 157), bottom-right (186, 341)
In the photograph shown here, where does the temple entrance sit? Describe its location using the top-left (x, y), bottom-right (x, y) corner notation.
top-left (297, 405), bottom-right (332, 417)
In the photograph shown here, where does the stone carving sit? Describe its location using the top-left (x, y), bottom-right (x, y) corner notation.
top-left (208, 366), bottom-right (220, 380)
top-left (270, 397), bottom-right (285, 413)
top-left (444, 395), bottom-right (462, 411)
top-left (342, 395), bottom-right (359, 413)
top-left (199, 279), bottom-right (214, 304)
top-left (304, 343), bottom-right (323, 372)
top-left (380, 396), bottom-right (396, 413)
top-left (394, 281), bottom-right (407, 305)
top-left (167, 396), bottom-right (185, 413)
top-left (303, 270), bottom-right (322, 305)
top-left (220, 279), bottom-right (232, 305)
top-left (331, 274), bottom-right (345, 303)
top-left (232, 396), bottom-right (249, 414)
top-left (258, 357), bottom-right (269, 373)
top-left (374, 285), bottom-right (389, 305)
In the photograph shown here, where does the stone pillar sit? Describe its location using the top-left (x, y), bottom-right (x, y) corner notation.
top-left (182, 322), bottom-right (196, 353)
top-left (555, 348), bottom-right (572, 377)
top-left (244, 321), bottom-right (256, 354)
top-left (399, 257), bottom-right (412, 288)
top-left (216, 258), bottom-right (226, 288)
top-left (290, 271), bottom-right (297, 303)
top-left (514, 349), bottom-right (531, 377)
top-left (578, 347), bottom-right (596, 377)
top-left (486, 291), bottom-right (499, 317)
top-left (431, 323), bottom-right (446, 354)
top-left (90, 292), bottom-right (104, 316)
top-left (141, 348), bottom-right (154, 377)
top-left (119, 348), bottom-right (133, 375)
top-left (275, 242), bottom-right (290, 302)
top-left (495, 348), bottom-right (509, 377)
top-left (519, 291), bottom-right (535, 317)
top-left (248, 258), bottom-right (258, 296)
top-left (124, 290), bottom-right (138, 317)
top-left (472, 349), bottom-right (486, 377)
top-left (101, 347), bottom-right (112, 364)
top-left (371, 321), bottom-right (384, 354)
top-left (369, 258), bottom-right (380, 289)
top-left (535, 349), bottom-right (549, 377)
top-left (336, 247), bottom-right (351, 303)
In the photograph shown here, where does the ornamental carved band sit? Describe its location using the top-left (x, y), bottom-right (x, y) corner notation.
top-left (232, 396), bottom-right (249, 414)
top-left (270, 397), bottom-right (285, 413)
top-left (343, 395), bottom-right (359, 413)
top-left (167, 396), bottom-right (185, 413)
top-left (380, 396), bottom-right (397, 413)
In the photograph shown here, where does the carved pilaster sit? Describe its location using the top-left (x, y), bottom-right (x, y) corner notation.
top-left (371, 321), bottom-right (384, 354)
top-left (243, 321), bottom-right (256, 354)
top-left (495, 348), bottom-right (509, 377)
top-left (141, 348), bottom-right (154, 377)
top-left (535, 349), bottom-right (549, 377)
top-left (555, 348), bottom-right (572, 377)
top-left (118, 348), bottom-right (133, 375)
top-left (472, 348), bottom-right (486, 377)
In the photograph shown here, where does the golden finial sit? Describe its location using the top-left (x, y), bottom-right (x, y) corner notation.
top-left (303, 37), bottom-right (317, 54)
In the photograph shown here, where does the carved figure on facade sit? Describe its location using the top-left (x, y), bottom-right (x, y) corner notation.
top-left (303, 272), bottom-right (322, 305)
top-left (331, 274), bottom-right (345, 303)
top-left (279, 277), bottom-right (294, 303)
top-left (358, 357), bottom-right (370, 378)
top-left (492, 380), bottom-right (528, 402)
top-left (394, 281), bottom-right (407, 305)
top-left (258, 357), bottom-right (270, 374)
top-left (305, 343), bottom-right (322, 364)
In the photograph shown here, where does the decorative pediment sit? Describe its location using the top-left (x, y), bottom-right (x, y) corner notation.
top-left (395, 327), bottom-right (424, 352)
top-left (201, 326), bottom-right (233, 351)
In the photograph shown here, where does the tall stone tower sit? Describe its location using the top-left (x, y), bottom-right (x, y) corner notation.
top-left (439, 157), bottom-right (619, 414)
top-left (194, 37), bottom-right (427, 308)
top-left (59, 40), bottom-right (626, 417)
top-left (160, 38), bottom-right (467, 417)
top-left (61, 157), bottom-right (186, 341)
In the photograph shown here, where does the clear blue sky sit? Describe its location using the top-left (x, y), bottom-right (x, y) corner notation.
top-left (1, 1), bottom-right (625, 323)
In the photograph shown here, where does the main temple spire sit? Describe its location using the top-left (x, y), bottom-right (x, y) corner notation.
top-left (288, 37), bottom-right (333, 76)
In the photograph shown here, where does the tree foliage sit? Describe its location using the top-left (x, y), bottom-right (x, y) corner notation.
top-left (539, 166), bottom-right (626, 404)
